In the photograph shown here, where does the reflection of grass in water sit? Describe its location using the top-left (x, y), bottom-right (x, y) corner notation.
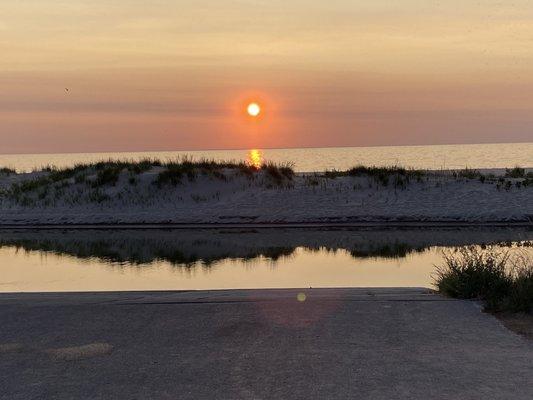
top-left (303, 243), bottom-right (427, 259)
top-left (349, 243), bottom-right (427, 259)
top-left (1, 237), bottom-right (426, 267)
top-left (2, 237), bottom-right (530, 271)
top-left (11, 239), bottom-right (132, 264)
top-left (1, 238), bottom-right (298, 269)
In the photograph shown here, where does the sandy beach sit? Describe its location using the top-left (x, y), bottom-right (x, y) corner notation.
top-left (1, 166), bottom-right (531, 225)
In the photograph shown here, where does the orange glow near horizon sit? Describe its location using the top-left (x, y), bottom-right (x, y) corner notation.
top-left (3, 0), bottom-right (533, 154)
top-left (228, 92), bottom-right (300, 150)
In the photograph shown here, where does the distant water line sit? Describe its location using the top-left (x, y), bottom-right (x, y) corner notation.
top-left (0, 142), bottom-right (531, 173)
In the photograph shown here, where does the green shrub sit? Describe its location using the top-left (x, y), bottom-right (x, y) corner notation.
top-left (506, 264), bottom-right (533, 313)
top-left (435, 246), bottom-right (533, 313)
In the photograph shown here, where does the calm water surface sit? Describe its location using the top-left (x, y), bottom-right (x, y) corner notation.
top-left (1, 228), bottom-right (530, 292)
top-left (1, 142), bottom-right (531, 172)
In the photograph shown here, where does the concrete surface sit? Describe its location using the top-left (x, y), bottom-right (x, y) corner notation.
top-left (0, 288), bottom-right (531, 400)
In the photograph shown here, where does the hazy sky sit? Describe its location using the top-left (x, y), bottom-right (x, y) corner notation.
top-left (1, 0), bottom-right (533, 153)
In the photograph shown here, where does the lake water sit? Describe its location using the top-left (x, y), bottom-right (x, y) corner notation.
top-left (1, 142), bottom-right (532, 172)
top-left (1, 228), bottom-right (530, 292)
top-left (1, 143), bottom-right (531, 292)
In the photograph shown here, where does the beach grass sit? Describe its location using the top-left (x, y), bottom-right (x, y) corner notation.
top-left (453, 168), bottom-right (484, 180)
top-left (322, 165), bottom-right (426, 188)
top-left (0, 167), bottom-right (16, 175)
top-left (153, 159), bottom-right (294, 186)
top-left (434, 246), bottom-right (533, 313)
top-left (1, 159), bottom-right (530, 207)
top-left (2, 158), bottom-right (297, 200)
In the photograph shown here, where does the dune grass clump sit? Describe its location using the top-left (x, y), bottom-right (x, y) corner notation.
top-left (5, 161), bottom-right (150, 204)
top-left (47, 164), bottom-right (88, 182)
top-left (261, 162), bottom-right (295, 182)
top-left (434, 246), bottom-right (533, 313)
top-left (0, 167), bottom-right (16, 175)
top-left (4, 158), bottom-right (296, 202)
top-left (154, 158), bottom-right (239, 186)
top-left (505, 167), bottom-right (526, 178)
top-left (154, 158), bottom-right (294, 187)
top-left (93, 167), bottom-right (121, 187)
top-left (155, 164), bottom-right (189, 186)
top-left (350, 243), bottom-right (424, 259)
top-left (453, 168), bottom-right (484, 180)
top-left (494, 168), bottom-right (532, 189)
top-left (127, 159), bottom-right (162, 174)
top-left (323, 165), bottom-right (425, 187)
top-left (9, 167), bottom-right (80, 195)
top-left (9, 162), bottom-right (127, 194)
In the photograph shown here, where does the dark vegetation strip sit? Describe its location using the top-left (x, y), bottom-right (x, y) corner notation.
top-left (154, 160), bottom-right (294, 186)
top-left (0, 236), bottom-right (472, 268)
top-left (1, 160), bottom-right (531, 198)
top-left (1, 158), bottom-right (296, 195)
top-left (0, 167), bottom-right (16, 175)
top-left (322, 166), bottom-right (426, 188)
top-left (0, 238), bottom-right (297, 267)
top-left (434, 246), bottom-right (533, 313)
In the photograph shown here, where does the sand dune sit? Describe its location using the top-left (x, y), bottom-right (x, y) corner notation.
top-left (0, 165), bottom-right (531, 225)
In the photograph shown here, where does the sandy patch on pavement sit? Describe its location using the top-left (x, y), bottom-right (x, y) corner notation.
top-left (0, 343), bottom-right (25, 353)
top-left (45, 342), bottom-right (113, 361)
top-left (497, 313), bottom-right (533, 340)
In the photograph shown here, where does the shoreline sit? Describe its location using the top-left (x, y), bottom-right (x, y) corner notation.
top-left (0, 220), bottom-right (532, 229)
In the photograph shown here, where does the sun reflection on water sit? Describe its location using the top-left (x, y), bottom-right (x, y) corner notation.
top-left (248, 149), bottom-right (263, 169)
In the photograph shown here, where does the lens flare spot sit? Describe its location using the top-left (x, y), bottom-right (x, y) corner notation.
top-left (297, 293), bottom-right (307, 302)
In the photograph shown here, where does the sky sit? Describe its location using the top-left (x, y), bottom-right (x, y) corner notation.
top-left (1, 0), bottom-right (533, 154)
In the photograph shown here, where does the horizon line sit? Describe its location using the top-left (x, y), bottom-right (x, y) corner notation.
top-left (1, 140), bottom-right (531, 157)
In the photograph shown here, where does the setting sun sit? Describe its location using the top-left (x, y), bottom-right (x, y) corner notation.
top-left (247, 102), bottom-right (261, 117)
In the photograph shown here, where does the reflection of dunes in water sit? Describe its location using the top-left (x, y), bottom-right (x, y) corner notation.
top-left (2, 237), bottom-right (298, 267)
top-left (301, 243), bottom-right (428, 259)
top-left (0, 228), bottom-right (531, 268)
